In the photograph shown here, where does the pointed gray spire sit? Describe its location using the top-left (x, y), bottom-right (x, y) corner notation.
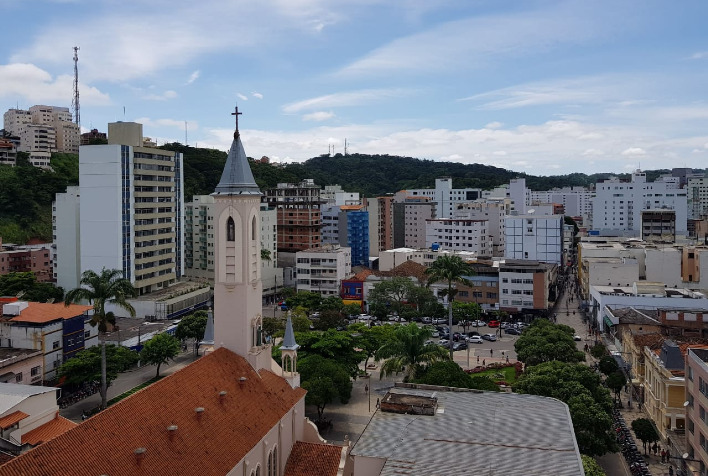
top-left (212, 107), bottom-right (261, 196)
top-left (200, 309), bottom-right (215, 346)
top-left (281, 312), bottom-right (299, 351)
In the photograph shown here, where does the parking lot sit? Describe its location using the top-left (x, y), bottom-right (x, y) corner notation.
top-left (429, 321), bottom-right (521, 368)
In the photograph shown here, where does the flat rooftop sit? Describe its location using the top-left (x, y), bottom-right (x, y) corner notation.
top-left (351, 386), bottom-right (583, 476)
top-left (0, 348), bottom-right (42, 369)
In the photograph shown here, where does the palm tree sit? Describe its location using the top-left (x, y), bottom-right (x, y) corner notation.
top-left (64, 268), bottom-right (137, 333)
top-left (376, 323), bottom-right (449, 381)
top-left (425, 255), bottom-right (474, 359)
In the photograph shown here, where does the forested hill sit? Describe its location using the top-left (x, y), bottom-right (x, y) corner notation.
top-left (0, 143), bottom-right (697, 244)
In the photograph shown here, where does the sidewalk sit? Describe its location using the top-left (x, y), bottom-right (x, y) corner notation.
top-left (59, 350), bottom-right (198, 422)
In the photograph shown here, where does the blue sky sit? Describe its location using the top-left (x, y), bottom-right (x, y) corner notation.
top-left (2, 0), bottom-right (708, 175)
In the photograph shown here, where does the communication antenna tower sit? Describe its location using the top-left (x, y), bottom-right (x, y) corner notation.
top-left (72, 46), bottom-right (80, 127)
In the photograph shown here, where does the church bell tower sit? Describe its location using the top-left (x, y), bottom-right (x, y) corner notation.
top-left (211, 107), bottom-right (271, 370)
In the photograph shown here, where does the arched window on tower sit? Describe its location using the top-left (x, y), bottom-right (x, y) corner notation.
top-left (227, 216), bottom-right (235, 242)
top-left (252, 215), bottom-right (257, 241)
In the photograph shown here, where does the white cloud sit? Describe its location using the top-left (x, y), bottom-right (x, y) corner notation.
top-left (621, 147), bottom-right (646, 156)
top-left (134, 117), bottom-right (198, 130)
top-left (690, 51), bottom-right (708, 59)
top-left (237, 93), bottom-right (249, 101)
top-left (493, 150), bottom-right (507, 156)
top-left (283, 88), bottom-right (412, 113)
top-left (485, 121), bottom-right (503, 129)
top-left (142, 90), bottom-right (178, 101)
top-left (302, 111), bottom-right (335, 121)
top-left (0, 63), bottom-right (110, 105)
top-left (186, 70), bottom-right (200, 84)
top-left (252, 92), bottom-right (264, 99)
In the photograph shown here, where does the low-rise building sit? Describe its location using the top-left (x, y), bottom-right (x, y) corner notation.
top-left (425, 217), bottom-right (490, 254)
top-left (685, 348), bottom-right (708, 475)
top-left (0, 301), bottom-right (97, 381)
top-left (0, 348), bottom-right (43, 385)
top-left (0, 243), bottom-right (53, 283)
top-left (295, 245), bottom-right (351, 296)
top-left (498, 260), bottom-right (558, 316)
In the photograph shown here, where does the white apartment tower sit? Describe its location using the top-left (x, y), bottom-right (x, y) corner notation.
top-left (78, 122), bottom-right (184, 295)
top-left (504, 214), bottom-right (563, 266)
top-left (404, 177), bottom-right (482, 218)
top-left (687, 176), bottom-right (708, 219)
top-left (52, 186), bottom-right (81, 291)
top-left (425, 218), bottom-right (489, 255)
top-left (592, 170), bottom-right (688, 236)
top-left (3, 106), bottom-right (80, 165)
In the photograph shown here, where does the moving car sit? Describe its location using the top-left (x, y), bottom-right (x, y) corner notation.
top-left (482, 333), bottom-right (497, 342)
top-left (468, 336), bottom-right (484, 344)
top-left (574, 335), bottom-right (582, 341)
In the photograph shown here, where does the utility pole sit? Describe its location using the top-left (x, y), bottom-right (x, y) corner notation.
top-left (100, 342), bottom-right (107, 409)
top-left (72, 47), bottom-right (80, 127)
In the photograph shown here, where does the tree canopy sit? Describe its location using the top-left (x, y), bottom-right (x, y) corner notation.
top-left (514, 319), bottom-right (585, 366)
top-left (0, 272), bottom-right (64, 302)
top-left (514, 361), bottom-right (615, 456)
top-left (299, 355), bottom-right (352, 420)
top-left (631, 418), bottom-right (659, 455)
top-left (140, 333), bottom-right (181, 377)
top-left (58, 344), bottom-right (138, 388)
top-left (376, 323), bottom-right (449, 380)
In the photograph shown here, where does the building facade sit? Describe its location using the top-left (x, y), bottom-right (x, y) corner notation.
top-left (392, 197), bottom-right (436, 249)
top-left (263, 180), bottom-right (323, 252)
top-left (295, 245), bottom-right (351, 296)
top-left (78, 122), bottom-right (184, 295)
top-left (363, 196), bottom-right (394, 257)
top-left (686, 348), bottom-right (708, 475)
top-left (403, 177), bottom-right (482, 219)
top-left (51, 186), bottom-right (81, 291)
top-left (425, 218), bottom-right (489, 254)
top-left (499, 260), bottom-right (558, 315)
top-left (0, 244), bottom-right (53, 283)
top-left (504, 214), bottom-right (563, 266)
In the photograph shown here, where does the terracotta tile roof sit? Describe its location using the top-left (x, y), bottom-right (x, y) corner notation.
top-left (377, 261), bottom-right (428, 282)
top-left (9, 303), bottom-right (92, 324)
top-left (0, 411), bottom-right (28, 430)
top-left (632, 333), bottom-right (666, 350)
top-left (349, 269), bottom-right (373, 282)
top-left (22, 415), bottom-right (76, 446)
top-left (339, 205), bottom-right (363, 210)
top-left (0, 452), bottom-right (14, 466)
top-left (0, 347), bottom-right (306, 476)
top-left (284, 441), bottom-right (343, 476)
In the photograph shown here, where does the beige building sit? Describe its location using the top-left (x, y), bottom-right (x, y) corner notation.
top-left (3, 106), bottom-right (80, 165)
top-left (0, 348), bottom-right (43, 385)
top-left (685, 348), bottom-right (708, 475)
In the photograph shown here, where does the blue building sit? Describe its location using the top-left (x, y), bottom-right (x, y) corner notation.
top-left (340, 208), bottom-right (369, 267)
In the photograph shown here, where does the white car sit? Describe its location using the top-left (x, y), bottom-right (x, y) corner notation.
top-left (468, 336), bottom-right (484, 344)
top-left (573, 335), bottom-right (582, 341)
top-left (358, 314), bottom-right (372, 321)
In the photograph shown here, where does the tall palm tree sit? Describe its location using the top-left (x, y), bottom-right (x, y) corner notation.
top-left (425, 255), bottom-right (474, 359)
top-left (64, 268), bottom-right (137, 333)
top-left (376, 323), bottom-right (449, 381)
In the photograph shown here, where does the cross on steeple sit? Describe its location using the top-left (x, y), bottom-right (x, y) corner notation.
top-left (231, 106), bottom-right (242, 138)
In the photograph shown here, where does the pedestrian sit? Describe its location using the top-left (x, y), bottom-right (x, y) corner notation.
top-left (477, 355), bottom-right (479, 364)
top-left (490, 349), bottom-right (494, 357)
top-left (506, 355), bottom-right (509, 363)
top-left (364, 384), bottom-right (369, 394)
top-left (483, 359), bottom-right (486, 366)
top-left (668, 465), bottom-right (673, 476)
top-left (652, 442), bottom-right (658, 455)
top-left (661, 449), bottom-right (666, 463)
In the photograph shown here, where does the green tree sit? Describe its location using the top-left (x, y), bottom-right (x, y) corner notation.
top-left (260, 249), bottom-right (271, 261)
top-left (140, 333), bottom-right (181, 377)
top-left (514, 361), bottom-right (615, 456)
top-left (64, 268), bottom-right (137, 333)
top-left (425, 255), bottom-right (473, 359)
top-left (343, 303), bottom-right (363, 317)
top-left (590, 344), bottom-right (607, 359)
top-left (175, 311), bottom-right (208, 354)
top-left (452, 301), bottom-right (481, 330)
top-left (291, 311), bottom-right (313, 332)
top-left (514, 319), bottom-right (585, 366)
top-left (0, 272), bottom-right (64, 302)
top-left (299, 355), bottom-right (352, 420)
top-left (414, 360), bottom-right (486, 389)
top-left (606, 371), bottom-right (626, 403)
top-left (297, 329), bottom-right (364, 378)
top-left (262, 316), bottom-right (285, 339)
top-left (367, 276), bottom-right (417, 317)
top-left (376, 323), bottom-right (449, 380)
top-left (348, 323), bottom-right (396, 371)
top-left (319, 295), bottom-right (344, 312)
top-left (631, 418), bottom-right (659, 455)
top-left (598, 356), bottom-right (619, 375)
top-left (312, 309), bottom-right (347, 331)
top-left (581, 455), bottom-right (606, 476)
top-left (287, 291), bottom-right (322, 314)
top-left (58, 344), bottom-right (139, 407)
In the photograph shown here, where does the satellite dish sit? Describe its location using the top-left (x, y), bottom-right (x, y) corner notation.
top-left (527, 209), bottom-right (535, 215)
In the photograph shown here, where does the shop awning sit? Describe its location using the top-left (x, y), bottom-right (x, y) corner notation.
top-left (603, 315), bottom-right (616, 328)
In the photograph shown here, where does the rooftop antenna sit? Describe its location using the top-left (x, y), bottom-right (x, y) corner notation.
top-left (185, 121), bottom-right (188, 146)
top-left (72, 46), bottom-right (80, 127)
top-left (344, 138), bottom-right (348, 156)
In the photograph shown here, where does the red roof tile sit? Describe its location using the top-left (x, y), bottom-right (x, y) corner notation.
top-left (284, 441), bottom-right (343, 476)
top-left (0, 347), bottom-right (306, 476)
top-left (0, 411), bottom-right (29, 430)
top-left (22, 415), bottom-right (76, 446)
top-left (9, 303), bottom-right (92, 324)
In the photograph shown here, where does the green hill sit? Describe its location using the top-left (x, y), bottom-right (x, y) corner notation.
top-left (0, 144), bottom-right (702, 244)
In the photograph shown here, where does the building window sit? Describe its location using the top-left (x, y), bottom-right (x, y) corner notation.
top-left (227, 217), bottom-right (235, 242)
top-left (85, 330), bottom-right (91, 339)
top-left (31, 366), bottom-right (41, 376)
top-left (53, 341), bottom-right (59, 349)
top-left (16, 372), bottom-right (23, 382)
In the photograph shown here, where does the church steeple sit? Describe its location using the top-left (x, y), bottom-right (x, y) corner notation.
top-left (280, 312), bottom-right (300, 388)
top-left (212, 107), bottom-right (260, 196)
top-left (211, 107), bottom-right (270, 371)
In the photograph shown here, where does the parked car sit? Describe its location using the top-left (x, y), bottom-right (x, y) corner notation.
top-left (358, 314), bottom-right (372, 321)
top-left (432, 318), bottom-right (447, 325)
top-left (574, 335), bottom-right (582, 341)
top-left (424, 340), bottom-right (434, 346)
top-left (421, 317), bottom-right (432, 324)
top-left (504, 328), bottom-right (522, 335)
top-left (438, 339), bottom-right (450, 346)
top-left (468, 336), bottom-right (484, 344)
top-left (431, 331), bottom-right (440, 338)
top-left (452, 342), bottom-right (468, 351)
top-left (488, 320), bottom-right (500, 328)
top-left (482, 333), bottom-right (497, 341)
top-left (466, 331), bottom-right (481, 338)
top-left (452, 332), bottom-right (463, 341)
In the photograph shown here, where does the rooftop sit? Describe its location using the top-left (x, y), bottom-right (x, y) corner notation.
top-left (5, 302), bottom-right (92, 324)
top-left (0, 347), bottom-right (306, 476)
top-left (0, 348), bottom-right (43, 369)
top-left (283, 441), bottom-right (343, 476)
top-left (607, 306), bottom-right (660, 325)
top-left (350, 386), bottom-right (583, 476)
top-left (0, 383), bottom-right (59, 415)
top-left (21, 414), bottom-right (76, 446)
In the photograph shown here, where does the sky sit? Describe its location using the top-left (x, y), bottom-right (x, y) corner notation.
top-left (2, 0), bottom-right (708, 176)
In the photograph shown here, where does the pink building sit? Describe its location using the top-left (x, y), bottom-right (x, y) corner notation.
top-left (0, 242), bottom-right (53, 282)
top-left (686, 348), bottom-right (708, 475)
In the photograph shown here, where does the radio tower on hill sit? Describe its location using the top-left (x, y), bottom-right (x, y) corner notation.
top-left (72, 46), bottom-right (80, 127)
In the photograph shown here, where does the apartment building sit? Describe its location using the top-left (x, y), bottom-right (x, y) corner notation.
top-left (0, 136), bottom-right (17, 166)
top-left (263, 179), bottom-right (323, 252)
top-left (641, 209), bottom-right (677, 242)
top-left (0, 348), bottom-right (43, 385)
top-left (75, 122), bottom-right (184, 295)
top-left (51, 186), bottom-right (80, 291)
top-left (0, 243), bottom-right (53, 282)
top-left (363, 196), bottom-right (394, 257)
top-left (504, 214), bottom-right (563, 266)
top-left (688, 176), bottom-right (708, 220)
top-left (592, 170), bottom-right (688, 236)
top-left (498, 260), bottom-right (558, 315)
top-left (686, 348), bottom-right (708, 475)
top-left (295, 245), bottom-right (351, 296)
top-left (3, 106), bottom-right (80, 162)
top-left (0, 300), bottom-right (98, 381)
top-left (80, 128), bottom-right (107, 145)
top-left (454, 199), bottom-right (510, 256)
top-left (425, 218), bottom-right (489, 255)
top-left (403, 177), bottom-right (482, 218)
top-left (393, 196), bottom-right (436, 249)
top-left (529, 186), bottom-right (594, 225)
top-left (320, 184), bottom-right (359, 206)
